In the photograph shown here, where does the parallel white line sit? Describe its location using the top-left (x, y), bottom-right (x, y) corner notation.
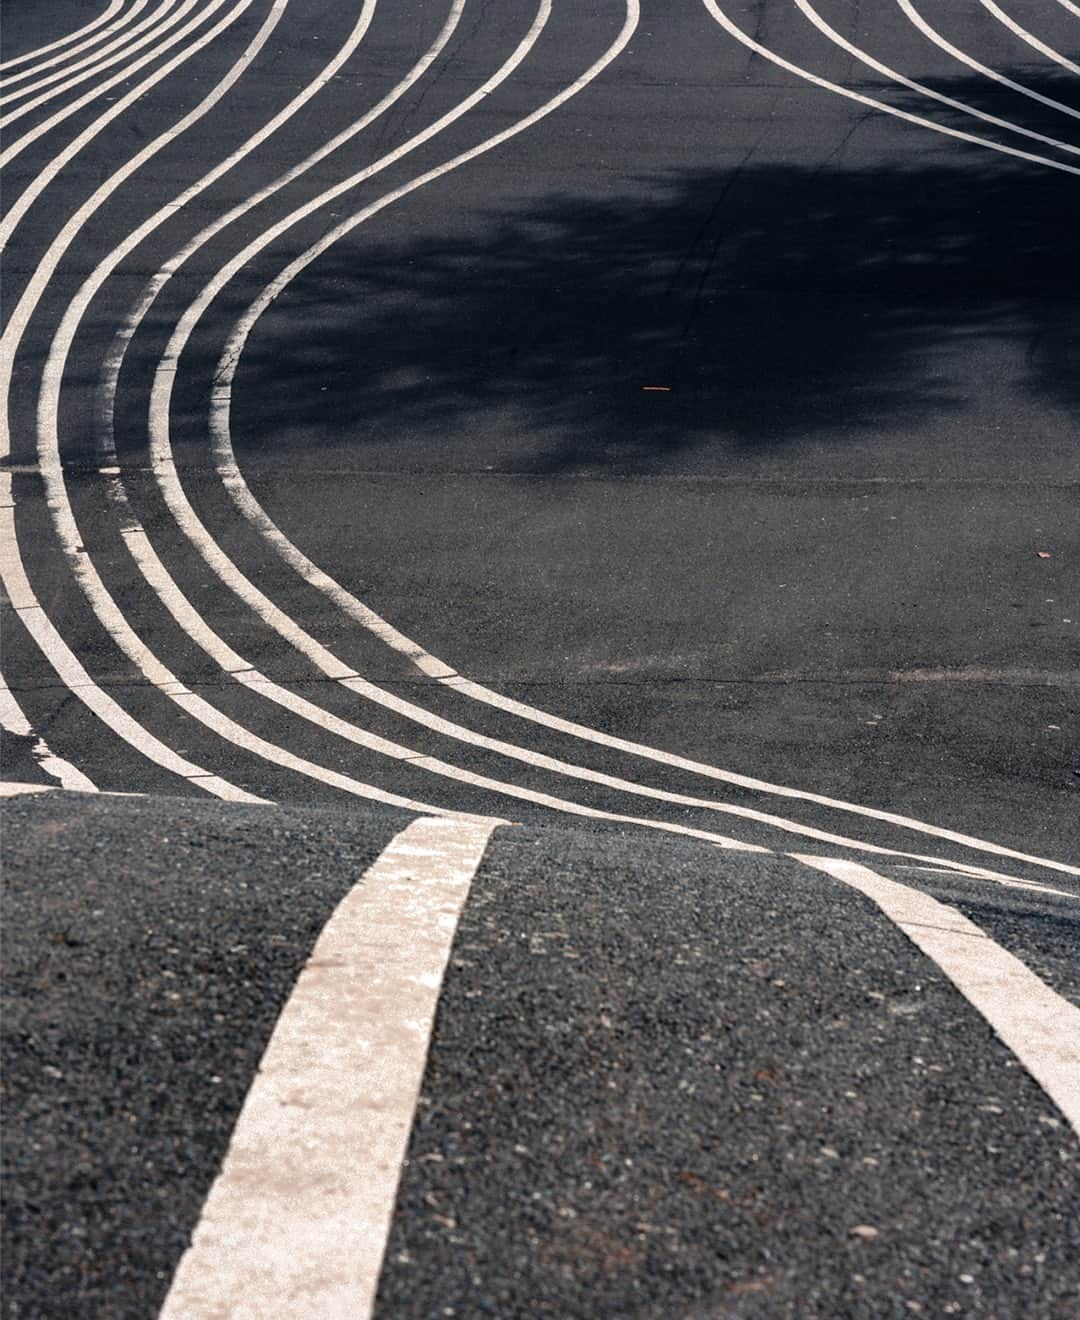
top-left (7, 0), bottom-right (503, 818)
top-left (978, 0), bottom-right (1080, 76)
top-left (897, 0), bottom-right (1080, 124)
top-left (0, 0), bottom-right (239, 177)
top-left (0, 0), bottom-right (128, 74)
top-left (99, 0), bottom-right (467, 460)
top-left (187, 0), bottom-right (1079, 875)
top-left (796, 855), bottom-right (1080, 1137)
top-left (1052, 0), bottom-right (1080, 19)
top-left (0, 0), bottom-right (184, 111)
top-left (118, 523), bottom-right (760, 847)
top-left (0, 498), bottom-right (260, 801)
top-left (0, 673), bottom-right (97, 791)
top-left (158, 815), bottom-right (498, 1320)
top-left (122, 475), bottom-right (1058, 877)
top-left (699, 0), bottom-right (1080, 176)
top-left (0, 1), bottom-right (149, 87)
top-left (0, 1), bottom-right (278, 802)
top-left (793, 0), bottom-right (1080, 156)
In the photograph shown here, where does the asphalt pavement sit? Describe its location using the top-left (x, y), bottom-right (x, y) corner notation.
top-left (1, 0), bottom-right (1078, 1315)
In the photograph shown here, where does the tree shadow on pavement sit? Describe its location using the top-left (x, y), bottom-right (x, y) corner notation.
top-left (230, 71), bottom-right (1080, 474)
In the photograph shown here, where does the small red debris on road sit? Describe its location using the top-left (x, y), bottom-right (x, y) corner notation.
top-left (642, 385), bottom-right (671, 391)
top-left (1037, 551), bottom-right (1052, 559)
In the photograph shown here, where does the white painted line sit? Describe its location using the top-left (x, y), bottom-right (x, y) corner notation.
top-left (978, 0), bottom-right (1080, 76)
top-left (795, 855), bottom-right (1080, 1137)
top-left (0, 0), bottom-right (184, 111)
top-left (0, 783), bottom-right (54, 798)
top-left (896, 0), bottom-right (1080, 124)
top-left (699, 0), bottom-right (1080, 177)
top-left (158, 815), bottom-right (498, 1320)
top-left (793, 0), bottom-right (1080, 155)
top-left (0, 675), bottom-right (97, 790)
top-left (186, 0), bottom-right (1079, 877)
top-left (0, 507), bottom-right (263, 800)
top-left (98, 0), bottom-right (465, 465)
top-left (0, 0), bottom-right (243, 178)
top-left (0, 0), bottom-right (128, 73)
top-left (0, 2), bottom-right (149, 87)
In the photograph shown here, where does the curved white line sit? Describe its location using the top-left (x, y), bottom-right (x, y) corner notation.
top-left (798, 855), bottom-right (1080, 1136)
top-left (792, 0), bottom-right (1080, 156)
top-left (1052, 0), bottom-right (1080, 20)
top-left (897, 0), bottom-right (1080, 125)
top-left (979, 0), bottom-right (1080, 76)
top-left (98, 0), bottom-right (468, 460)
top-left (0, 1), bottom-right (150, 87)
top-left (173, 0), bottom-right (1080, 874)
top-left (0, 0), bottom-right (185, 112)
top-left (0, 0), bottom-right (235, 175)
top-left (698, 0), bottom-right (1080, 177)
top-left (124, 0), bottom-right (1077, 874)
top-left (0, 0), bottom-right (128, 74)
top-left (0, 0), bottom-right (274, 802)
top-left (0, 668), bottom-right (97, 791)
top-left (21, 0), bottom-right (752, 838)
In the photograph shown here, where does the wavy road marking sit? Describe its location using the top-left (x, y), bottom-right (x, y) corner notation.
top-left (0, 0), bottom-right (278, 799)
top-left (897, 0), bottom-right (1080, 125)
top-left (8, 0), bottom-right (517, 817)
top-left (0, 0), bottom-right (129, 74)
top-left (0, 0), bottom-right (240, 177)
top-left (793, 0), bottom-right (1080, 155)
top-left (0, 0), bottom-right (150, 87)
top-left (98, 0), bottom-right (468, 460)
top-left (0, 481), bottom-right (258, 800)
top-left (159, 815), bottom-right (498, 1320)
top-left (797, 855), bottom-right (1080, 1137)
top-left (0, 0), bottom-right (184, 111)
top-left (699, 0), bottom-right (1080, 177)
top-left (978, 0), bottom-right (1080, 76)
top-left (112, 522), bottom-right (758, 845)
top-left (182, 0), bottom-right (1079, 876)
top-left (0, 675), bottom-right (97, 791)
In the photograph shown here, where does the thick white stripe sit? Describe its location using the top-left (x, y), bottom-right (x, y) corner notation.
top-left (0, 0), bottom-right (184, 111)
top-left (793, 0), bottom-right (1080, 155)
top-left (158, 815), bottom-right (498, 1320)
top-left (0, 0), bottom-right (128, 74)
top-left (896, 0), bottom-right (1080, 124)
top-left (795, 855), bottom-right (1080, 1137)
top-left (0, 1), bottom-right (148, 86)
top-left (978, 0), bottom-right (1080, 76)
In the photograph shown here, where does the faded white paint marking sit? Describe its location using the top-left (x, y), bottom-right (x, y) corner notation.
top-left (0, 782), bottom-right (54, 797)
top-left (159, 815), bottom-right (498, 1320)
top-left (796, 855), bottom-right (1080, 1137)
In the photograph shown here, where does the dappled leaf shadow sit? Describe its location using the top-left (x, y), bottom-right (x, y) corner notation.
top-left (231, 68), bottom-right (1079, 474)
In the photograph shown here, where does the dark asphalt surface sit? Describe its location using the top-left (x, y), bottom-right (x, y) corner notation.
top-left (2, 0), bottom-right (1079, 1315)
